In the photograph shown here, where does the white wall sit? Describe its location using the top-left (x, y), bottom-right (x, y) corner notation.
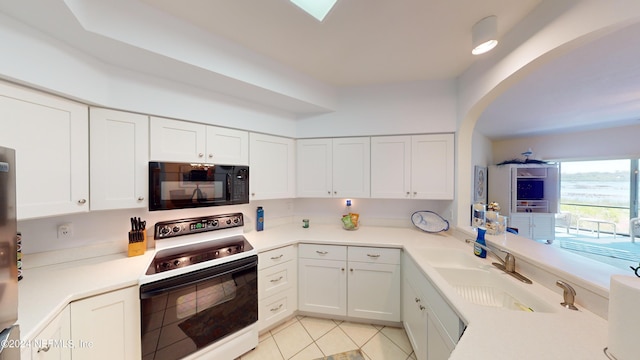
top-left (492, 123), bottom-right (640, 162)
top-left (296, 80), bottom-right (457, 138)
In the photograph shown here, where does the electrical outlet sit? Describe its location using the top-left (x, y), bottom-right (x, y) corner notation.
top-left (57, 223), bottom-right (73, 239)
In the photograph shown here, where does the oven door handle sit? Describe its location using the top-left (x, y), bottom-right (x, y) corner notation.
top-left (140, 258), bottom-right (257, 299)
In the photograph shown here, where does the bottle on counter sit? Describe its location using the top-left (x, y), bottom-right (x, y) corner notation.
top-left (256, 206), bottom-right (264, 231)
top-left (473, 227), bottom-right (487, 258)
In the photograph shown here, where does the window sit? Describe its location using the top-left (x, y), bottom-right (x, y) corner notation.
top-left (557, 159), bottom-right (640, 271)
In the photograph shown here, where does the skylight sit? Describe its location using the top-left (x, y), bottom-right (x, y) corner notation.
top-left (290, 0), bottom-right (338, 21)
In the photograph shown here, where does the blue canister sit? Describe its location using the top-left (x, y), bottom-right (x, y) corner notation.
top-left (256, 206), bottom-right (264, 231)
top-left (473, 227), bottom-right (487, 258)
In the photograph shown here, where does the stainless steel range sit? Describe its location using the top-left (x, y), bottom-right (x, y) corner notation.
top-left (139, 213), bottom-right (258, 360)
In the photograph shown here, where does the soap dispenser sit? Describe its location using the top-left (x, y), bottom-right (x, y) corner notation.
top-left (473, 227), bottom-right (487, 258)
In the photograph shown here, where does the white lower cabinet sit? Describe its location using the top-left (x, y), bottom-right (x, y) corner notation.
top-left (510, 213), bottom-right (555, 241)
top-left (298, 244), bottom-right (400, 322)
top-left (31, 306), bottom-right (71, 360)
top-left (69, 286), bottom-right (141, 360)
top-left (28, 286), bottom-right (139, 360)
top-left (403, 253), bottom-right (463, 360)
top-left (258, 245), bottom-right (297, 331)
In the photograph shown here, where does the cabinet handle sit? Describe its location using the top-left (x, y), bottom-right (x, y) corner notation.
top-left (406, 192), bottom-right (410, 196)
top-left (77, 199), bottom-right (87, 205)
top-left (413, 191), bottom-right (417, 195)
top-left (270, 254), bottom-right (284, 260)
top-left (350, 268), bottom-right (353, 272)
top-left (415, 297), bottom-right (421, 303)
top-left (37, 344), bottom-right (51, 353)
top-left (367, 254), bottom-right (380, 258)
top-left (334, 191), bottom-right (337, 195)
top-left (316, 251), bottom-right (328, 255)
top-left (328, 191), bottom-right (331, 195)
top-left (341, 268), bottom-right (345, 271)
top-left (208, 153), bottom-right (213, 158)
top-left (138, 196), bottom-right (144, 201)
top-left (270, 304), bottom-right (283, 312)
top-left (198, 153), bottom-right (204, 157)
top-left (419, 305), bottom-right (426, 311)
top-left (270, 276), bottom-right (284, 283)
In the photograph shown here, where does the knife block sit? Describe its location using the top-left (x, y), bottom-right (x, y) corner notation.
top-left (127, 230), bottom-right (147, 257)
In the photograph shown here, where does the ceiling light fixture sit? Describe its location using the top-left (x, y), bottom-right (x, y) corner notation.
top-left (472, 15), bottom-right (498, 55)
top-left (290, 0), bottom-right (338, 22)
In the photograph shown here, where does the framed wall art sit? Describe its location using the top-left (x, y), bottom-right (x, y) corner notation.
top-left (473, 165), bottom-right (487, 204)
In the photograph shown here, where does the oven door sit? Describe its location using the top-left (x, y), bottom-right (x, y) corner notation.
top-left (140, 255), bottom-right (258, 360)
top-left (149, 162), bottom-right (249, 211)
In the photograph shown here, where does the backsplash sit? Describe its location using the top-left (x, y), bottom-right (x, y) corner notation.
top-left (17, 198), bottom-right (452, 256)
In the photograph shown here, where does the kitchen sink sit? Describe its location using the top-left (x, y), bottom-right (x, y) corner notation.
top-left (433, 267), bottom-right (556, 313)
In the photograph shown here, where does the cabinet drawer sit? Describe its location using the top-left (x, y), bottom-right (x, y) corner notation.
top-left (258, 288), bottom-right (297, 332)
top-left (259, 245), bottom-right (296, 270)
top-left (258, 260), bottom-right (296, 299)
top-left (348, 246), bottom-right (400, 264)
top-left (299, 243), bottom-right (346, 261)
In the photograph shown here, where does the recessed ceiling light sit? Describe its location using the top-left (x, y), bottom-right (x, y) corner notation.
top-left (290, 0), bottom-right (338, 22)
top-left (472, 15), bottom-right (498, 55)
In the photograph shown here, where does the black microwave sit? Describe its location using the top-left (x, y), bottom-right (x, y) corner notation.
top-left (149, 162), bottom-right (249, 211)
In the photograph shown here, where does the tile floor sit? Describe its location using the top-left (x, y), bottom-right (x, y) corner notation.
top-left (238, 316), bottom-right (416, 360)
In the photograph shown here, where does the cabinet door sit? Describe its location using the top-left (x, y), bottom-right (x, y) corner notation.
top-left (149, 117), bottom-right (206, 162)
top-left (402, 276), bottom-right (427, 360)
top-left (298, 258), bottom-right (347, 316)
top-left (249, 133), bottom-right (295, 200)
top-left (70, 286), bottom-right (141, 360)
top-left (332, 137), bottom-right (370, 198)
top-left (296, 138), bottom-right (333, 198)
top-left (90, 108), bottom-right (148, 210)
top-left (348, 261), bottom-right (400, 322)
top-left (0, 81), bottom-right (89, 219)
top-left (206, 126), bottom-right (249, 165)
top-left (426, 315), bottom-right (455, 360)
top-left (509, 214), bottom-right (532, 238)
top-left (531, 213), bottom-right (555, 241)
top-left (32, 306), bottom-right (71, 360)
top-left (371, 136), bottom-right (411, 199)
top-left (411, 134), bottom-right (454, 200)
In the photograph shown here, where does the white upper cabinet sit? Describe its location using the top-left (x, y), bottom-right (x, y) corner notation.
top-left (249, 133), bottom-right (295, 200)
top-left (206, 126), bottom-right (249, 165)
top-left (296, 139), bottom-right (333, 198)
top-left (410, 134), bottom-right (455, 200)
top-left (150, 117), bottom-right (248, 164)
top-left (371, 134), bottom-right (454, 200)
top-left (297, 137), bottom-right (370, 198)
top-left (89, 108), bottom-right (149, 211)
top-left (371, 136), bottom-right (412, 198)
top-left (0, 81), bottom-right (89, 219)
top-left (332, 137), bottom-right (370, 198)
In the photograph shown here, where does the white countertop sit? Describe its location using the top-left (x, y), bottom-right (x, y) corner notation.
top-left (18, 222), bottom-right (611, 359)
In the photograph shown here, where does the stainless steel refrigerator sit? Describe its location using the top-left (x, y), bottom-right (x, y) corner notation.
top-left (0, 146), bottom-right (19, 359)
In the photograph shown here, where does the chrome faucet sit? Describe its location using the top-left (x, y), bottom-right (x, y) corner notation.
top-left (556, 280), bottom-right (579, 310)
top-left (465, 239), bottom-right (532, 284)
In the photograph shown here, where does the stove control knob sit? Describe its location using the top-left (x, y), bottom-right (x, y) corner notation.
top-left (160, 227), bottom-right (171, 236)
top-left (226, 219), bottom-right (232, 225)
top-left (233, 217), bottom-right (239, 224)
top-left (174, 260), bottom-right (181, 267)
top-left (209, 219), bottom-right (219, 228)
top-left (172, 226), bottom-right (181, 233)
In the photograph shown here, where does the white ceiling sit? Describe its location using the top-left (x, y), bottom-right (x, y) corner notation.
top-left (140, 0), bottom-right (540, 86)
